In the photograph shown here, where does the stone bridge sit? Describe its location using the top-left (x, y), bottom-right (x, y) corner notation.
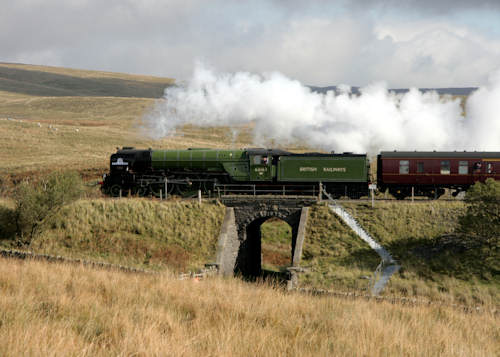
top-left (214, 197), bottom-right (316, 285)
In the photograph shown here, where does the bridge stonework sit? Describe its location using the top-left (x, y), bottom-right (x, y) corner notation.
top-left (215, 197), bottom-right (315, 285)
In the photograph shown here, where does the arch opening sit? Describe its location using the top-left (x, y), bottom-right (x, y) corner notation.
top-left (235, 215), bottom-right (295, 281)
top-left (260, 217), bottom-right (293, 273)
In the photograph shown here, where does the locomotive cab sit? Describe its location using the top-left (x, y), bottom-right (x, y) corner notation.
top-left (249, 153), bottom-right (273, 181)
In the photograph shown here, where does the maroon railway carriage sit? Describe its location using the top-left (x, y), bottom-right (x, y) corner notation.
top-left (377, 151), bottom-right (500, 199)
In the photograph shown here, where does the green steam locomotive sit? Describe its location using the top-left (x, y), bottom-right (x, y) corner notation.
top-left (101, 147), bottom-right (370, 198)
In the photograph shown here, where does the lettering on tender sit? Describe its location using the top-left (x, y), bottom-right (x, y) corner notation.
top-left (323, 167), bottom-right (347, 172)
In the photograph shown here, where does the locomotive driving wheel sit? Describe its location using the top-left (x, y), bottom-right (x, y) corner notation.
top-left (176, 176), bottom-right (202, 197)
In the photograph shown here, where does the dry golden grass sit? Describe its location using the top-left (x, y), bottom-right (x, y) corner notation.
top-left (0, 258), bottom-right (497, 357)
top-left (0, 95), bottom-right (255, 176)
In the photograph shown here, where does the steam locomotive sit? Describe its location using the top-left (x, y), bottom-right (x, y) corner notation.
top-left (101, 147), bottom-right (500, 199)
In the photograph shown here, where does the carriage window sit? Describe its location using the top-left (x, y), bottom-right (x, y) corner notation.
top-left (253, 155), bottom-right (262, 165)
top-left (417, 162), bottom-right (424, 173)
top-left (459, 161), bottom-right (468, 174)
top-left (399, 160), bottom-right (409, 174)
top-left (440, 161), bottom-right (450, 175)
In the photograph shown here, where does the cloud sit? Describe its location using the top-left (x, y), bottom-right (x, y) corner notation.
top-left (0, 1), bottom-right (499, 87)
top-left (344, 0), bottom-right (500, 14)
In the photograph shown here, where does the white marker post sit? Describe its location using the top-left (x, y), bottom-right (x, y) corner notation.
top-left (369, 183), bottom-right (377, 208)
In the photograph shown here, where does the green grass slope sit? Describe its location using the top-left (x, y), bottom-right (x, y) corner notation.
top-left (1, 199), bottom-right (225, 272)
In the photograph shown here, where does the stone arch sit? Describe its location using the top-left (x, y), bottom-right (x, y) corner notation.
top-left (215, 197), bottom-right (314, 281)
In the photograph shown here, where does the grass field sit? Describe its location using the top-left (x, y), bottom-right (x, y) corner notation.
top-left (0, 258), bottom-right (497, 357)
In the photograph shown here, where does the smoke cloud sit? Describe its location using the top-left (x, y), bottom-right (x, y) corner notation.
top-left (143, 64), bottom-right (500, 154)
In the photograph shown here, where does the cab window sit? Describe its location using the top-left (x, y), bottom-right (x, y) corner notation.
top-left (253, 155), bottom-right (262, 165)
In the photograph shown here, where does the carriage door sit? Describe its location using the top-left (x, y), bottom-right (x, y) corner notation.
top-left (249, 154), bottom-right (272, 181)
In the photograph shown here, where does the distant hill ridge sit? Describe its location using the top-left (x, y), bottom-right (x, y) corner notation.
top-left (0, 62), bottom-right (174, 98)
top-left (309, 85), bottom-right (477, 96)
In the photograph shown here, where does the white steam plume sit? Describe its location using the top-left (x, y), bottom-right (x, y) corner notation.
top-left (143, 64), bottom-right (500, 154)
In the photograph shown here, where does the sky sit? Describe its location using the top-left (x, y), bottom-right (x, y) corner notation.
top-left (1, 0), bottom-right (500, 87)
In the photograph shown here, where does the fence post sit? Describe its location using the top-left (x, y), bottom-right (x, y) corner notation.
top-left (411, 186), bottom-right (414, 203)
top-left (119, 189), bottom-right (122, 199)
top-left (160, 189), bottom-right (163, 200)
top-left (198, 190), bottom-right (202, 205)
top-left (165, 178), bottom-right (168, 200)
top-left (371, 187), bottom-right (375, 208)
top-left (253, 185), bottom-right (256, 196)
top-left (318, 182), bottom-right (322, 202)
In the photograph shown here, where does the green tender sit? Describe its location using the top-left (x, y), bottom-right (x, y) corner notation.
top-left (278, 156), bottom-right (368, 182)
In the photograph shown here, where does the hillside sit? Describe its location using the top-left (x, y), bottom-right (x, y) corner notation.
top-left (0, 63), bottom-right (254, 178)
top-left (0, 197), bottom-right (497, 305)
top-left (0, 62), bottom-right (175, 98)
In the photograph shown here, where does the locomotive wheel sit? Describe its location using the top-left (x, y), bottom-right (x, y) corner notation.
top-left (176, 176), bottom-right (202, 197)
top-left (109, 184), bottom-right (123, 197)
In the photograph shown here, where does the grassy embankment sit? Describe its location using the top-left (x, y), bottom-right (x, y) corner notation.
top-left (0, 258), bottom-right (497, 356)
top-left (1, 196), bottom-right (497, 305)
top-left (0, 198), bottom-right (225, 272)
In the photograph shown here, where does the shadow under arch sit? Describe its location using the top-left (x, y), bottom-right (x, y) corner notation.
top-left (234, 210), bottom-right (301, 279)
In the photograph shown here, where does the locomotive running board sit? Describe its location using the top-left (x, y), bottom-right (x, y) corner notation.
top-left (323, 190), bottom-right (400, 295)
